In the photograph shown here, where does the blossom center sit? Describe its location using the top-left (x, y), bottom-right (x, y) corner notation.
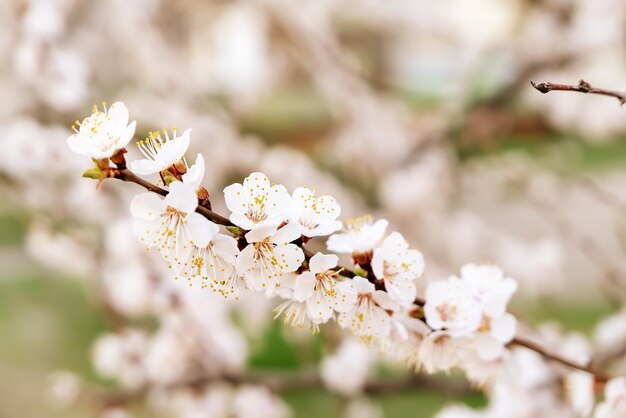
top-left (136, 129), bottom-right (177, 161)
top-left (437, 304), bottom-right (458, 322)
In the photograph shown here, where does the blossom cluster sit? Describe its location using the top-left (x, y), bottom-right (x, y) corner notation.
top-left (67, 101), bottom-right (521, 384)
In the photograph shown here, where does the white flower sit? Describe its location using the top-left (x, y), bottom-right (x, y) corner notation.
top-left (67, 102), bottom-right (136, 159)
top-left (327, 216), bottom-right (388, 256)
top-left (294, 253), bottom-right (356, 321)
top-left (130, 181), bottom-right (213, 268)
top-left (470, 313), bottom-right (517, 361)
top-left (380, 308), bottom-right (430, 370)
top-left (273, 273), bottom-right (322, 332)
top-left (92, 330), bottom-right (148, 389)
top-left (320, 338), bottom-right (373, 397)
top-left (224, 172), bottom-right (291, 231)
top-left (460, 263), bottom-right (517, 318)
top-left (275, 253), bottom-right (356, 330)
top-left (287, 187), bottom-right (342, 238)
top-left (338, 277), bottom-right (398, 343)
top-left (174, 220), bottom-right (242, 298)
top-left (129, 128), bottom-right (191, 175)
top-left (371, 232), bottom-right (424, 305)
top-left (144, 321), bottom-right (191, 385)
top-left (595, 377), bottom-right (626, 418)
top-left (424, 277), bottom-right (482, 337)
top-left (236, 224), bottom-right (304, 294)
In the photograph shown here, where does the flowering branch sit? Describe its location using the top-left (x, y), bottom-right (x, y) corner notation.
top-left (112, 157), bottom-right (609, 382)
top-left (66, 101), bottom-right (618, 413)
top-left (531, 79), bottom-right (626, 105)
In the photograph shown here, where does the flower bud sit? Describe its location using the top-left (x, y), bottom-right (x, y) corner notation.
top-left (197, 186), bottom-right (210, 208)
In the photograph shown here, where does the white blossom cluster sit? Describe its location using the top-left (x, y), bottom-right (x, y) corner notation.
top-left (66, 101), bottom-right (523, 383)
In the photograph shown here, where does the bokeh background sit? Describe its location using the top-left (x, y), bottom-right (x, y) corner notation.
top-left (1, 0), bottom-right (626, 417)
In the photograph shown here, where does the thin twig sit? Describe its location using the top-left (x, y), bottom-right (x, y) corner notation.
top-left (531, 79), bottom-right (626, 105)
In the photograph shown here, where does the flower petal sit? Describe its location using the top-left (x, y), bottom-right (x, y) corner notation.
top-left (119, 120), bottom-right (137, 148)
top-left (130, 192), bottom-right (164, 220)
top-left (212, 234), bottom-right (240, 261)
top-left (315, 195), bottom-right (341, 221)
top-left (385, 278), bottom-right (417, 306)
top-left (490, 313), bottom-right (516, 343)
top-left (187, 213), bottom-right (218, 248)
top-left (244, 225), bottom-right (276, 243)
top-left (158, 128), bottom-right (191, 166)
top-left (223, 183), bottom-right (247, 215)
top-left (352, 276), bottom-right (374, 294)
top-left (326, 233), bottom-right (354, 254)
top-left (165, 181), bottom-right (198, 214)
top-left (182, 153), bottom-right (205, 189)
top-left (107, 102), bottom-right (129, 137)
top-left (129, 158), bottom-right (165, 176)
top-left (309, 252), bottom-right (338, 274)
top-left (294, 272), bottom-right (316, 302)
top-left (270, 223), bottom-right (301, 244)
top-left (66, 133), bottom-right (95, 157)
top-left (373, 290), bottom-right (400, 311)
top-left (274, 243), bottom-right (304, 273)
top-left (243, 172), bottom-right (271, 198)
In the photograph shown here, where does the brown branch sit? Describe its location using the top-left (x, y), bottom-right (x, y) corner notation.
top-left (531, 79), bottom-right (626, 105)
top-left (113, 168), bottom-right (233, 227)
top-left (593, 344), bottom-right (626, 371)
top-left (511, 336), bottom-right (609, 382)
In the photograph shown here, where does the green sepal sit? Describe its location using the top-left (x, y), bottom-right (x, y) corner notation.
top-left (226, 226), bottom-right (243, 237)
top-left (82, 166), bottom-right (106, 180)
top-left (353, 267), bottom-right (368, 278)
top-left (162, 171), bottom-right (178, 186)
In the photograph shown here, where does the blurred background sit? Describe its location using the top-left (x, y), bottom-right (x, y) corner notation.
top-left (1, 0), bottom-right (626, 416)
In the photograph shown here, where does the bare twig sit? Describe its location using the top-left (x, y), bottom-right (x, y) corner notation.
top-left (531, 79), bottom-right (626, 105)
